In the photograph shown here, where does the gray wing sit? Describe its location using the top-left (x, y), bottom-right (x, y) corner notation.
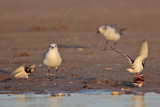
top-left (109, 23), bottom-right (121, 33)
top-left (134, 41), bottom-right (148, 65)
top-left (138, 40), bottom-right (148, 60)
top-left (109, 23), bottom-right (126, 35)
top-left (43, 50), bottom-right (49, 59)
top-left (110, 47), bottom-right (134, 65)
top-left (109, 23), bottom-right (119, 28)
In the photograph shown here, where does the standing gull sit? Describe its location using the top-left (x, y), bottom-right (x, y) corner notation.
top-left (97, 23), bottom-right (126, 50)
top-left (111, 41), bottom-right (148, 78)
top-left (43, 43), bottom-right (62, 79)
top-left (11, 64), bottom-right (36, 82)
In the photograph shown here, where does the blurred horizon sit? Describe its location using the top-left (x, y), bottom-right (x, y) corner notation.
top-left (0, 0), bottom-right (160, 33)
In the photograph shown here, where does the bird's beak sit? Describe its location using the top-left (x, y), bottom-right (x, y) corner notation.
top-left (97, 31), bottom-right (100, 33)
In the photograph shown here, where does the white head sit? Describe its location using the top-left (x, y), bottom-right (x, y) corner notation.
top-left (97, 25), bottom-right (107, 34)
top-left (49, 43), bottom-right (58, 50)
top-left (30, 64), bottom-right (36, 72)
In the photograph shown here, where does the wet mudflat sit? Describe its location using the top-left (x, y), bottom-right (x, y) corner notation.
top-left (0, 0), bottom-right (160, 93)
top-left (0, 91), bottom-right (160, 107)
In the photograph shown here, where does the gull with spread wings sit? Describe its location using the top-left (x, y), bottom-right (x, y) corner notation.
top-left (111, 41), bottom-right (148, 78)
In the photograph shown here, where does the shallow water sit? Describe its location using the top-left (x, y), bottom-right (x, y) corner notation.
top-left (0, 91), bottom-right (160, 107)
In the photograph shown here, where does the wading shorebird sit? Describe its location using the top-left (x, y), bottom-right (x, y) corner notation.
top-left (11, 64), bottom-right (36, 82)
top-left (97, 23), bottom-right (126, 50)
top-left (43, 43), bottom-right (62, 79)
top-left (111, 41), bottom-right (148, 78)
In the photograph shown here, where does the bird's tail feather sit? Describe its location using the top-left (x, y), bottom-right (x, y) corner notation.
top-left (120, 28), bottom-right (127, 32)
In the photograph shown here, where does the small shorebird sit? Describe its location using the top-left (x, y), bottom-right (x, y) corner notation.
top-left (43, 43), bottom-right (62, 79)
top-left (132, 75), bottom-right (145, 88)
top-left (111, 41), bottom-right (148, 78)
top-left (11, 64), bottom-right (36, 82)
top-left (97, 23), bottom-right (126, 50)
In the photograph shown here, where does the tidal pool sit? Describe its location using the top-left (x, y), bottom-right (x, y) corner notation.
top-left (0, 91), bottom-right (160, 107)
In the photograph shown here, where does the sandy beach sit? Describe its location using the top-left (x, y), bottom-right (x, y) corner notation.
top-left (0, 0), bottom-right (160, 93)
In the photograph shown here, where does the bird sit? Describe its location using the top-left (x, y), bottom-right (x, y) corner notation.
top-left (97, 23), bottom-right (126, 50)
top-left (11, 64), bottom-right (36, 82)
top-left (132, 75), bottom-right (145, 88)
top-left (111, 40), bottom-right (148, 79)
top-left (43, 43), bottom-right (62, 79)
top-left (133, 82), bottom-right (143, 88)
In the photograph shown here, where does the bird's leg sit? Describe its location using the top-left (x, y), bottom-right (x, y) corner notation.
top-left (56, 67), bottom-right (58, 72)
top-left (48, 68), bottom-right (50, 79)
top-left (133, 74), bottom-right (138, 78)
top-left (55, 67), bottom-right (59, 78)
top-left (16, 78), bottom-right (20, 83)
top-left (138, 73), bottom-right (143, 79)
top-left (114, 42), bottom-right (117, 49)
top-left (28, 78), bottom-right (33, 82)
top-left (104, 40), bottom-right (108, 50)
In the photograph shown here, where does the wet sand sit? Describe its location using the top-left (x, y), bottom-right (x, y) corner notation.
top-left (0, 0), bottom-right (160, 93)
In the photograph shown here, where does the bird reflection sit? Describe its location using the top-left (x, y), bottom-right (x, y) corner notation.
top-left (16, 94), bottom-right (36, 102)
top-left (132, 95), bottom-right (145, 107)
top-left (49, 96), bottom-right (63, 107)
